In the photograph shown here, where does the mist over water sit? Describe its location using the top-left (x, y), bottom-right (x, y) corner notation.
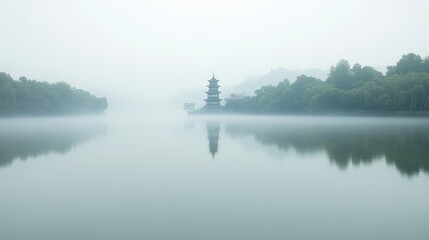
top-left (2, 0), bottom-right (429, 239)
top-left (0, 113), bottom-right (428, 240)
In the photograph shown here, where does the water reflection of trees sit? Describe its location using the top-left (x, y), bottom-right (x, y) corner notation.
top-left (0, 118), bottom-right (107, 168)
top-left (225, 118), bottom-right (429, 176)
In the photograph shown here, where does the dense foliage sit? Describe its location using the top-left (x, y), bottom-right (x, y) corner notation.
top-left (0, 72), bottom-right (107, 115)
top-left (225, 53), bottom-right (429, 113)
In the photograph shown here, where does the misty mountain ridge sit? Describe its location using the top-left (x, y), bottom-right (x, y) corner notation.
top-left (225, 68), bottom-right (329, 96)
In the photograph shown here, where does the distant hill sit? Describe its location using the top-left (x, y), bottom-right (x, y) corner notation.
top-left (225, 68), bottom-right (329, 97)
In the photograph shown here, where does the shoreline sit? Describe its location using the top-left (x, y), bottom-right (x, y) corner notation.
top-left (188, 110), bottom-right (429, 118)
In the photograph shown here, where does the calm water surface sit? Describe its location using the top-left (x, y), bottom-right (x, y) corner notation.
top-left (0, 114), bottom-right (428, 240)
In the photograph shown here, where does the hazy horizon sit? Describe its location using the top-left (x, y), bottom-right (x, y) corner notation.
top-left (1, 0), bottom-right (429, 108)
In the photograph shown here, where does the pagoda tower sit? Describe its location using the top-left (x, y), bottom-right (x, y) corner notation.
top-left (204, 74), bottom-right (222, 110)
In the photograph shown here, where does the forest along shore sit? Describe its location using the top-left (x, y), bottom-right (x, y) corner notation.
top-left (224, 53), bottom-right (429, 115)
top-left (0, 72), bottom-right (107, 116)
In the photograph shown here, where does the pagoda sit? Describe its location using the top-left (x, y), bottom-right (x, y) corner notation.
top-left (204, 74), bottom-right (222, 110)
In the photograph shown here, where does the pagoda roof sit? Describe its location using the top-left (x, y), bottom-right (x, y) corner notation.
top-left (208, 74), bottom-right (219, 82)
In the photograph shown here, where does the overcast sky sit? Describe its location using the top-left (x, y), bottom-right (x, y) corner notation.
top-left (1, 0), bottom-right (428, 104)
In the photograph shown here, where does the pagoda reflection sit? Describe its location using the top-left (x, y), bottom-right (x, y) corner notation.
top-left (206, 122), bottom-right (220, 158)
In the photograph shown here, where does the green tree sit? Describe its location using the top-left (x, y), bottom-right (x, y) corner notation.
top-left (326, 59), bottom-right (353, 90)
top-left (387, 53), bottom-right (425, 76)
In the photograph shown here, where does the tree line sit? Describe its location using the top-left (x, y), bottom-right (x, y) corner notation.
top-left (0, 72), bottom-right (107, 115)
top-left (225, 53), bottom-right (429, 113)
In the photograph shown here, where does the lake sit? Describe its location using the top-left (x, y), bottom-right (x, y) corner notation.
top-left (0, 114), bottom-right (428, 240)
